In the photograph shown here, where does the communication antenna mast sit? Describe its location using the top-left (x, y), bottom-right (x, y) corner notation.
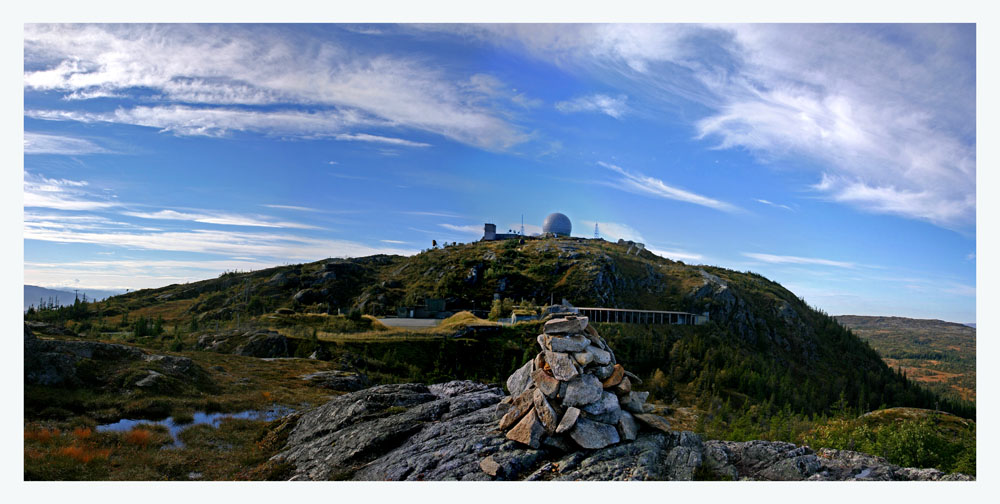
top-left (521, 214), bottom-right (525, 236)
top-left (594, 222), bottom-right (600, 239)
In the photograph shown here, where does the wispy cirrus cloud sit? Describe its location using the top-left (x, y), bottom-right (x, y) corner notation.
top-left (26, 106), bottom-right (377, 138)
top-left (600, 161), bottom-right (739, 213)
top-left (439, 223), bottom-right (482, 234)
top-left (755, 199), bottom-right (793, 211)
top-left (24, 172), bottom-right (119, 211)
top-left (24, 132), bottom-right (111, 155)
top-left (24, 222), bottom-right (417, 261)
top-left (333, 133), bottom-right (430, 147)
top-left (742, 252), bottom-right (856, 269)
top-left (443, 24), bottom-right (975, 230)
top-left (555, 93), bottom-right (628, 119)
top-left (23, 24), bottom-right (526, 149)
top-left (402, 210), bottom-right (466, 219)
top-left (121, 209), bottom-right (321, 230)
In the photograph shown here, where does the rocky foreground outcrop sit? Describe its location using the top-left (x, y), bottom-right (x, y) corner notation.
top-left (272, 380), bottom-right (972, 481)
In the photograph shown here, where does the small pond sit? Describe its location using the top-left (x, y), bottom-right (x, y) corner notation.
top-left (96, 406), bottom-right (294, 448)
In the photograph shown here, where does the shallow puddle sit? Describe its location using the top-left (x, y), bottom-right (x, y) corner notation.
top-left (96, 406), bottom-right (293, 448)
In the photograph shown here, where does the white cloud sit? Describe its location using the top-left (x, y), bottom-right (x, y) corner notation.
top-left (333, 133), bottom-right (430, 147)
top-left (380, 239), bottom-right (409, 244)
top-left (121, 209), bottom-right (321, 230)
top-left (581, 220), bottom-right (644, 242)
top-left (507, 223), bottom-right (542, 236)
top-left (646, 248), bottom-right (704, 262)
top-left (755, 199), bottom-right (793, 211)
top-left (439, 223), bottom-right (483, 234)
top-left (742, 252), bottom-right (856, 269)
top-left (555, 94), bottom-right (628, 119)
top-left (446, 24), bottom-right (975, 229)
top-left (24, 132), bottom-right (110, 155)
top-left (24, 24), bottom-right (526, 149)
top-left (24, 223), bottom-right (418, 262)
top-left (24, 172), bottom-right (119, 211)
top-left (403, 210), bottom-right (466, 218)
top-left (26, 106), bottom-right (375, 138)
top-left (600, 161), bottom-right (739, 213)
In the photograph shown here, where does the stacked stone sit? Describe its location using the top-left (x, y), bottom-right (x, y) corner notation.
top-left (497, 315), bottom-right (668, 451)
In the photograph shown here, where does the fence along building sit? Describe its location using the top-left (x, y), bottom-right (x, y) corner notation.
top-left (575, 307), bottom-right (709, 325)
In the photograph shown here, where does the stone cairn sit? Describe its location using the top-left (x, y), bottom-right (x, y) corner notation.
top-left (496, 315), bottom-right (670, 451)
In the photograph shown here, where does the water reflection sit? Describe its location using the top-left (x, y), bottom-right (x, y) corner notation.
top-left (96, 406), bottom-right (293, 448)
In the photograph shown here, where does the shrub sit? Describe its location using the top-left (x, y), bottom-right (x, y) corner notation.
top-left (124, 428), bottom-right (153, 447)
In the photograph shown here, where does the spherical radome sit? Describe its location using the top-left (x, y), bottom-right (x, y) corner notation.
top-left (542, 212), bottom-right (572, 237)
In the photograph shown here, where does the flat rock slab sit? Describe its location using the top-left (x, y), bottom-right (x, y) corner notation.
top-left (582, 391), bottom-right (622, 425)
top-left (480, 456), bottom-right (502, 477)
top-left (593, 363), bottom-right (615, 380)
top-left (545, 334), bottom-right (590, 353)
top-left (532, 389), bottom-right (559, 434)
top-left (634, 413), bottom-right (672, 433)
top-left (613, 376), bottom-right (632, 395)
top-left (589, 346), bottom-right (612, 366)
top-left (618, 410), bottom-right (639, 441)
top-left (570, 416), bottom-right (620, 449)
top-left (544, 317), bottom-right (588, 335)
top-left (506, 360), bottom-right (534, 396)
top-left (562, 374), bottom-right (603, 407)
top-left (601, 364), bottom-right (625, 388)
top-left (572, 350), bottom-right (594, 366)
top-left (507, 408), bottom-right (546, 449)
top-left (532, 369), bottom-right (560, 398)
top-left (556, 407), bottom-right (581, 434)
top-left (544, 351), bottom-right (580, 381)
top-left (499, 387), bottom-right (536, 430)
top-left (620, 391), bottom-right (649, 414)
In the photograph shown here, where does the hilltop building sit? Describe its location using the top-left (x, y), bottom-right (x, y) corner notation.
top-left (542, 212), bottom-right (572, 237)
top-left (481, 212), bottom-right (574, 241)
top-left (481, 223), bottom-right (521, 241)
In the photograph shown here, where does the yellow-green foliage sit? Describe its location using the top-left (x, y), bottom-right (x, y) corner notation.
top-left (801, 408), bottom-right (975, 475)
top-left (437, 311), bottom-right (495, 332)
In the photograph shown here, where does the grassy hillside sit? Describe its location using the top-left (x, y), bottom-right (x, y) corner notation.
top-left (835, 315), bottom-right (976, 403)
top-left (26, 237), bottom-right (974, 420)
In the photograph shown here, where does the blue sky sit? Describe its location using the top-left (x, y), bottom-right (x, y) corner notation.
top-left (22, 23), bottom-right (977, 322)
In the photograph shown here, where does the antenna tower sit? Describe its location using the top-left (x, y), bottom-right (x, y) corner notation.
top-left (594, 222), bottom-right (600, 239)
top-left (521, 214), bottom-right (525, 236)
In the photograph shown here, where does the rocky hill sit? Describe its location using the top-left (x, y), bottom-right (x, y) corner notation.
top-left (28, 237), bottom-right (974, 425)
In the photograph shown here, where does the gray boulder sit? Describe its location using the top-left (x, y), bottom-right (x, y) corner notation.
top-left (301, 370), bottom-right (370, 391)
top-left (237, 331), bottom-right (289, 358)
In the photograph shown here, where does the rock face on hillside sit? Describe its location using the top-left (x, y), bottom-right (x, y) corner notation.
top-left (24, 325), bottom-right (206, 391)
top-left (272, 380), bottom-right (972, 481)
top-left (196, 329), bottom-right (290, 358)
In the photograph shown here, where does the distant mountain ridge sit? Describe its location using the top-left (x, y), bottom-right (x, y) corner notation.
top-left (834, 315), bottom-right (975, 403)
top-left (24, 285), bottom-right (124, 312)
